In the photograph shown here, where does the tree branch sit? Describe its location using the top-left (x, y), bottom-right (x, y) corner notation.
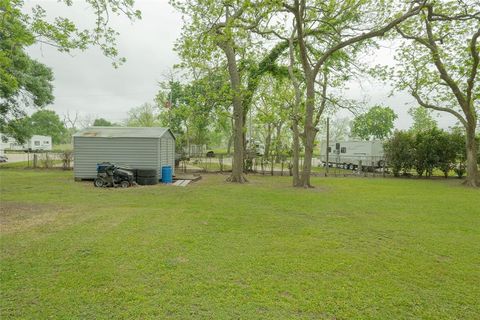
top-left (411, 88), bottom-right (467, 127)
top-left (311, 1), bottom-right (427, 77)
top-left (423, 16), bottom-right (468, 112)
top-left (467, 28), bottom-right (480, 107)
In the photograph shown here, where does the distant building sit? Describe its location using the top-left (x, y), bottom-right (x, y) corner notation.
top-left (0, 134), bottom-right (52, 152)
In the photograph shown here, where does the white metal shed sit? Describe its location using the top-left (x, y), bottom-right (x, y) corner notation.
top-left (73, 127), bottom-right (175, 180)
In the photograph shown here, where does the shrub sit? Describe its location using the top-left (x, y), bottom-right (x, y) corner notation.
top-left (385, 128), bottom-right (466, 178)
top-left (384, 131), bottom-right (415, 177)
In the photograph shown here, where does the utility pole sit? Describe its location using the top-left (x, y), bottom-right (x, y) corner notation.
top-left (168, 88), bottom-right (172, 128)
top-left (325, 117), bottom-right (329, 177)
top-left (249, 106), bottom-right (252, 144)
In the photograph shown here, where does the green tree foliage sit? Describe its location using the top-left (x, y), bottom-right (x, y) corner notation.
top-left (351, 106), bottom-right (398, 140)
top-left (0, 1), bottom-right (54, 142)
top-left (279, 0), bottom-right (425, 187)
top-left (384, 130), bottom-right (415, 177)
top-left (414, 128), bottom-right (444, 177)
top-left (393, 0), bottom-right (480, 186)
top-left (385, 128), bottom-right (467, 179)
top-left (29, 109), bottom-right (68, 144)
top-left (436, 131), bottom-right (459, 178)
top-left (1, 117), bottom-right (31, 144)
top-left (126, 103), bottom-right (159, 127)
top-left (156, 75), bottom-right (231, 151)
top-left (93, 118), bottom-right (115, 126)
top-left (171, 0), bottom-right (282, 183)
top-left (408, 106), bottom-right (437, 133)
top-left (252, 76), bottom-right (293, 160)
top-left (1, 0), bottom-right (140, 142)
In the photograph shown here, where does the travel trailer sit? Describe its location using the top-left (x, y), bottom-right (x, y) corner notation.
top-left (319, 140), bottom-right (385, 170)
top-left (0, 134), bottom-right (53, 152)
top-left (246, 139), bottom-right (265, 156)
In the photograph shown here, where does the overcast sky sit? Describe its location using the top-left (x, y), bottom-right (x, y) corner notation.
top-left (26, 0), bottom-right (457, 130)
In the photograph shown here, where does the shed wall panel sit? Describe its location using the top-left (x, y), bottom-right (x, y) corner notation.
top-left (74, 137), bottom-right (159, 179)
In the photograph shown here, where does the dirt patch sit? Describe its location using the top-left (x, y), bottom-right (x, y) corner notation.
top-left (0, 202), bottom-right (66, 234)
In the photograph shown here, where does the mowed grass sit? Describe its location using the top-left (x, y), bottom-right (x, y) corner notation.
top-left (0, 169), bottom-right (479, 319)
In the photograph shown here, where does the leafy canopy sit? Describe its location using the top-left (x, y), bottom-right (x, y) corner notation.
top-left (351, 106), bottom-right (398, 140)
top-left (1, 0), bottom-right (140, 141)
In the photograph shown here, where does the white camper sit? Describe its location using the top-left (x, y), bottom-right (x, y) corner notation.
top-left (0, 134), bottom-right (52, 151)
top-left (319, 140), bottom-right (385, 169)
top-left (26, 135), bottom-right (52, 151)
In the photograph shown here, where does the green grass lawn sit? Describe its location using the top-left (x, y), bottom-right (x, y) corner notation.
top-left (1, 169), bottom-right (479, 319)
top-left (0, 160), bottom-right (64, 170)
top-left (0, 161), bottom-right (32, 169)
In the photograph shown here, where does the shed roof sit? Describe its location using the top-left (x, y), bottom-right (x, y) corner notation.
top-left (73, 127), bottom-right (174, 139)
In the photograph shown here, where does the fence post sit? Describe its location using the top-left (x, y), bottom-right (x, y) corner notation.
top-left (383, 158), bottom-right (386, 178)
top-left (270, 154), bottom-right (274, 176)
top-left (33, 154), bottom-right (38, 168)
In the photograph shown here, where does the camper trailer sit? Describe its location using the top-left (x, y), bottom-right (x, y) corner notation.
top-left (319, 140), bottom-right (385, 170)
top-left (246, 139), bottom-right (265, 157)
top-left (0, 134), bottom-right (52, 152)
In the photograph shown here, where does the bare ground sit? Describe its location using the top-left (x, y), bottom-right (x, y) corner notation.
top-left (0, 202), bottom-right (66, 234)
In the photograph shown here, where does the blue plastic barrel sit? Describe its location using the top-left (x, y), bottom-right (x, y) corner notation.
top-left (161, 165), bottom-right (173, 183)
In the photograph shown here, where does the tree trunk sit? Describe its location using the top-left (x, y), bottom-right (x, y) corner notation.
top-left (227, 133), bottom-right (233, 155)
top-left (264, 124), bottom-right (272, 159)
top-left (291, 122), bottom-right (301, 186)
top-left (298, 77), bottom-right (316, 188)
top-left (291, 1), bottom-right (316, 188)
top-left (222, 44), bottom-right (246, 183)
top-left (288, 33), bottom-right (302, 187)
top-left (274, 123), bottom-right (283, 163)
top-left (465, 122), bottom-right (479, 187)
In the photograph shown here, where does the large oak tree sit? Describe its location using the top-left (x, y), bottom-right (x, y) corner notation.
top-left (394, 0), bottom-right (480, 186)
top-left (281, 0), bottom-right (426, 187)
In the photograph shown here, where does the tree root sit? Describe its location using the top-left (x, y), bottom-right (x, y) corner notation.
top-left (226, 174), bottom-right (248, 183)
top-left (462, 178), bottom-right (480, 188)
top-left (292, 181), bottom-right (315, 188)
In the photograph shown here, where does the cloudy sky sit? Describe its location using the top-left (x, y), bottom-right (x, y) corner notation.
top-left (26, 0), bottom-right (457, 129)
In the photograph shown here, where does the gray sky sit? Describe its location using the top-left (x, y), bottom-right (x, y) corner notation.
top-left (26, 0), bottom-right (457, 130)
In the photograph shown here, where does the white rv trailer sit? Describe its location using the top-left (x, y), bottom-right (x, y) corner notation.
top-left (27, 135), bottom-right (53, 151)
top-left (0, 134), bottom-right (52, 151)
top-left (319, 140), bottom-right (385, 170)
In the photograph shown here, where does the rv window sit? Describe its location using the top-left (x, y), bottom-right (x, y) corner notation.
top-left (34, 141), bottom-right (40, 146)
top-left (341, 147), bottom-right (346, 153)
top-left (327, 147), bottom-right (332, 153)
top-left (44, 141), bottom-right (49, 144)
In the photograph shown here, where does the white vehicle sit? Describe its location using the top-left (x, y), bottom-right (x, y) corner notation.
top-left (0, 134), bottom-right (52, 152)
top-left (246, 139), bottom-right (265, 156)
top-left (26, 135), bottom-right (53, 151)
top-left (319, 140), bottom-right (385, 170)
top-left (0, 146), bottom-right (6, 162)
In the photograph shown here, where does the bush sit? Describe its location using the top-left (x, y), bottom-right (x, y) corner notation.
top-left (385, 128), bottom-right (466, 178)
top-left (384, 131), bottom-right (415, 177)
